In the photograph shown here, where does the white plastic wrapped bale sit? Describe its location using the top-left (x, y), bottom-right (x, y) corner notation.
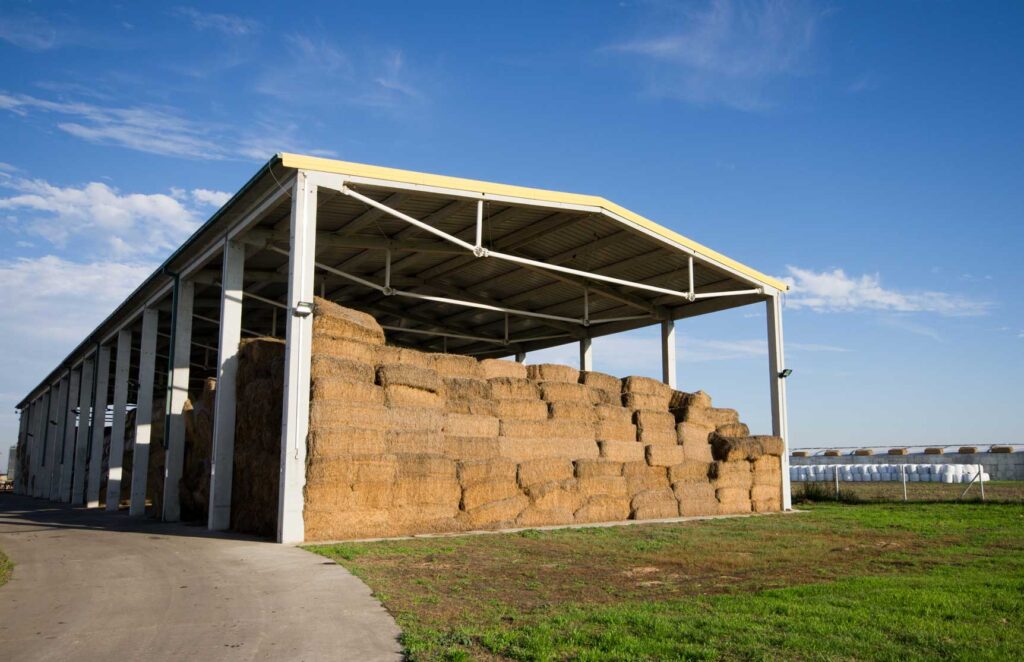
top-left (790, 462), bottom-right (989, 483)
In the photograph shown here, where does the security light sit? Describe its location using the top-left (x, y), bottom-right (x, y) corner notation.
top-left (778, 368), bottom-right (793, 378)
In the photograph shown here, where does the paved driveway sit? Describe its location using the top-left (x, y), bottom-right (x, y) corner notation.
top-left (0, 494), bottom-right (402, 661)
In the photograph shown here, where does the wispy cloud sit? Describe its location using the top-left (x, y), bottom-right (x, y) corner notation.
top-left (174, 7), bottom-right (260, 37)
top-left (189, 188), bottom-right (232, 207)
top-left (0, 14), bottom-right (58, 51)
top-left (782, 266), bottom-right (991, 316)
top-left (610, 0), bottom-right (824, 111)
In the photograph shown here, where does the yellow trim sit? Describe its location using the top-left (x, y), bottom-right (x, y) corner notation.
top-left (279, 152), bottom-right (788, 291)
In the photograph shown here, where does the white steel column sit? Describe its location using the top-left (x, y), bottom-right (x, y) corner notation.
top-left (130, 308), bottom-right (159, 517)
top-left (766, 295), bottom-right (792, 510)
top-left (47, 375), bottom-right (69, 500)
top-left (86, 345), bottom-right (111, 507)
top-left (27, 397), bottom-right (42, 496)
top-left (15, 405), bottom-right (29, 494)
top-left (278, 172), bottom-right (317, 543)
top-left (579, 335), bottom-right (593, 372)
top-left (162, 280), bottom-right (194, 522)
top-left (106, 329), bottom-right (132, 511)
top-left (71, 356), bottom-right (95, 505)
top-left (209, 239), bottom-right (245, 531)
top-left (661, 319), bottom-right (677, 389)
top-left (59, 367), bottom-right (81, 502)
top-left (34, 392), bottom-right (53, 498)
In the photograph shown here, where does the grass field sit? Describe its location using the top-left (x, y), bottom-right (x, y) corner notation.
top-left (309, 484), bottom-right (1024, 661)
top-left (0, 548), bottom-right (11, 587)
top-left (794, 478), bottom-right (1024, 503)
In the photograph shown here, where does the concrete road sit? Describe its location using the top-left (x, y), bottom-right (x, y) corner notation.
top-left (0, 494), bottom-right (402, 661)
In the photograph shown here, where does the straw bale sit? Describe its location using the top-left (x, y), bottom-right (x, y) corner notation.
top-left (575, 459), bottom-right (623, 479)
top-left (497, 437), bottom-right (600, 462)
top-left (445, 412), bottom-right (500, 437)
top-left (458, 458), bottom-right (517, 486)
top-left (433, 353), bottom-right (484, 379)
top-left (303, 507), bottom-right (391, 540)
top-left (678, 421), bottom-right (714, 446)
top-left (622, 375), bottom-right (673, 399)
top-left (180, 379), bottom-right (215, 521)
top-left (623, 462), bottom-right (670, 492)
top-left (958, 447), bottom-right (978, 454)
top-left (375, 345), bottom-right (434, 369)
top-left (574, 495), bottom-right (630, 523)
top-left (480, 358), bottom-right (526, 379)
top-left (488, 377), bottom-right (539, 400)
top-left (646, 444), bottom-right (685, 467)
top-left (445, 398), bottom-right (498, 417)
top-left (621, 393), bottom-right (667, 410)
top-left (500, 419), bottom-right (593, 440)
top-left (384, 384), bottom-right (444, 409)
top-left (303, 484), bottom-right (374, 510)
top-left (527, 363), bottom-right (579, 383)
top-left (443, 377), bottom-right (492, 401)
top-left (525, 480), bottom-right (582, 512)
top-left (313, 297), bottom-right (385, 345)
top-left (716, 422), bottom-right (750, 437)
top-left (751, 456), bottom-right (781, 485)
top-left (718, 500), bottom-right (752, 515)
top-left (377, 364), bottom-right (441, 393)
top-left (311, 337), bottom-right (378, 364)
top-left (638, 428), bottom-right (677, 445)
top-left (751, 497), bottom-right (781, 513)
top-left (539, 381), bottom-right (592, 403)
top-left (635, 409), bottom-right (675, 431)
top-left (306, 455), bottom-right (398, 485)
top-left (595, 420), bottom-right (637, 443)
top-left (549, 401), bottom-right (598, 422)
top-left (669, 461), bottom-right (713, 484)
top-left (679, 498), bottom-right (720, 517)
top-left (494, 399), bottom-right (548, 421)
top-left (385, 429), bottom-right (445, 455)
top-left (516, 505), bottom-right (574, 528)
top-left (462, 494), bottom-right (530, 529)
top-left (384, 407), bottom-right (444, 432)
top-left (680, 438), bottom-right (713, 464)
top-left (310, 355), bottom-right (375, 383)
top-left (444, 436), bottom-right (502, 460)
top-left (631, 488), bottom-right (679, 520)
top-left (579, 370), bottom-right (620, 394)
top-left (682, 390), bottom-right (713, 410)
top-left (585, 387), bottom-right (615, 405)
top-left (853, 449), bottom-right (874, 456)
top-left (683, 407), bottom-right (739, 428)
top-left (887, 448), bottom-right (909, 456)
top-left (310, 403), bottom-right (386, 429)
top-left (824, 450), bottom-right (841, 457)
top-left (595, 404), bottom-right (633, 425)
top-left (924, 447), bottom-right (944, 455)
top-left (709, 434), bottom-right (766, 462)
top-left (990, 446), bottom-right (1013, 453)
top-left (576, 475), bottom-right (629, 498)
top-left (598, 440), bottom-right (646, 463)
top-left (791, 450), bottom-right (809, 457)
top-left (750, 484), bottom-right (780, 502)
top-left (518, 459), bottom-right (574, 487)
top-left (461, 479), bottom-right (522, 510)
top-left (307, 426), bottom-right (387, 460)
top-left (395, 454), bottom-right (456, 480)
top-left (711, 461), bottom-right (753, 489)
top-left (313, 379), bottom-right (385, 406)
top-left (716, 487), bottom-right (751, 505)
top-left (667, 390), bottom-right (691, 410)
top-left (673, 481), bottom-right (716, 504)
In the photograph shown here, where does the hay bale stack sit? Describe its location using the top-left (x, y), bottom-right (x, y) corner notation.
top-left (623, 461), bottom-right (670, 493)
top-left (634, 409), bottom-right (677, 445)
top-left (683, 407), bottom-right (740, 429)
top-left (313, 297), bottom-right (385, 345)
top-left (579, 370), bottom-right (621, 404)
top-left (669, 460), bottom-right (713, 484)
top-left (442, 377), bottom-right (496, 416)
top-left (716, 486), bottom-right (752, 514)
top-left (433, 353), bottom-right (484, 380)
top-left (621, 376), bottom-right (674, 410)
top-left (180, 377), bottom-right (216, 521)
top-left (595, 405), bottom-right (637, 443)
top-left (488, 377), bottom-right (540, 400)
top-left (517, 459), bottom-right (574, 487)
top-left (631, 488), bottom-right (679, 519)
top-left (675, 481), bottom-right (718, 516)
top-left (708, 433), bottom-right (779, 462)
top-left (480, 358), bottom-right (526, 379)
top-left (677, 422), bottom-right (714, 462)
top-left (233, 338), bottom-right (284, 538)
top-left (538, 381), bottom-right (594, 403)
top-left (710, 461), bottom-right (753, 490)
top-left (527, 363), bottom-right (579, 383)
top-left (497, 437), bottom-right (600, 462)
top-left (716, 422), bottom-right (750, 437)
top-left (459, 458), bottom-right (517, 485)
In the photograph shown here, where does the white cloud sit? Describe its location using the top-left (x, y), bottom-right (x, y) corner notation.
top-left (0, 14), bottom-right (58, 51)
top-left (174, 8), bottom-right (260, 36)
top-left (0, 177), bottom-right (200, 257)
top-left (782, 266), bottom-right (990, 316)
top-left (191, 188), bottom-right (232, 207)
top-left (611, 0), bottom-right (823, 110)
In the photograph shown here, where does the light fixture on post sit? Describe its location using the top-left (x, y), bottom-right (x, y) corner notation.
top-left (778, 368), bottom-right (793, 379)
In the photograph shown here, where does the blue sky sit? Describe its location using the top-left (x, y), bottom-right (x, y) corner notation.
top-left (1, 1), bottom-right (1022, 471)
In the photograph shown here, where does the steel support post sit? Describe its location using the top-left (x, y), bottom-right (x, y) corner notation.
top-left (47, 375), bottom-right (69, 500)
top-left (661, 319), bottom-right (677, 388)
top-left (163, 280), bottom-right (194, 522)
top-left (71, 356), bottom-right (95, 505)
top-left (15, 405), bottom-right (29, 494)
top-left (209, 239), bottom-right (245, 530)
top-left (106, 329), bottom-right (132, 511)
top-left (277, 172), bottom-right (317, 544)
top-left (129, 308), bottom-right (159, 517)
top-left (59, 367), bottom-right (81, 502)
top-left (86, 345), bottom-right (111, 507)
top-left (766, 295), bottom-right (792, 510)
top-left (579, 335), bottom-right (593, 372)
top-left (27, 397), bottom-right (42, 497)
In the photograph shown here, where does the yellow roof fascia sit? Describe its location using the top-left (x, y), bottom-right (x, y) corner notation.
top-left (279, 152), bottom-right (788, 291)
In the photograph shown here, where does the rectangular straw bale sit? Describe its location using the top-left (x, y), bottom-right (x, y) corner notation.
top-left (669, 460), bottom-right (713, 484)
top-left (631, 488), bottom-right (680, 520)
top-left (751, 456), bottom-right (781, 486)
top-left (598, 440), bottom-right (646, 463)
top-left (461, 479), bottom-right (523, 510)
top-left (888, 448), bottom-right (909, 455)
top-left (574, 495), bottom-right (630, 523)
top-left (525, 480), bottom-right (582, 512)
top-left (480, 358), bottom-right (526, 379)
top-left (596, 420), bottom-right (637, 443)
top-left (716, 487), bottom-right (751, 504)
top-left (516, 505), bottom-right (574, 528)
top-left (678, 421), bottom-right (714, 447)
top-left (623, 462), bottom-right (670, 492)
top-left (488, 377), bottom-right (539, 400)
top-left (791, 450), bottom-right (809, 457)
top-left (443, 377), bottom-right (492, 401)
top-left (384, 407), bottom-right (444, 432)
top-left (579, 370), bottom-right (621, 394)
top-left (517, 459), bottom-right (574, 487)
top-left (384, 384), bottom-right (444, 409)
top-left (585, 386), bottom-right (614, 405)
top-left (445, 412), bottom-right (500, 438)
top-left (303, 484), bottom-right (376, 510)
top-left (312, 336), bottom-right (378, 364)
top-left (462, 494), bottom-right (530, 529)
top-left (595, 404), bottom-right (633, 425)
top-left (622, 375), bottom-right (673, 398)
top-left (549, 401), bottom-right (598, 422)
top-left (711, 461), bottom-right (753, 489)
top-left (853, 449), bottom-right (874, 456)
top-left (758, 436), bottom-right (784, 456)
top-left (393, 477), bottom-right (462, 508)
top-left (750, 484), bottom-right (780, 502)
top-left (576, 474), bottom-right (629, 498)
top-left (751, 497), bottom-right (781, 513)
top-left (305, 454), bottom-right (398, 485)
top-left (377, 364), bottom-right (441, 393)
top-left (646, 444), bottom-right (685, 467)
top-left (444, 398), bottom-right (498, 417)
top-left (309, 402), bottom-right (386, 429)
top-left (527, 363), bottom-right (579, 383)
top-left (958, 447), bottom-right (978, 454)
top-left (375, 345), bottom-right (435, 369)
top-left (497, 438), bottom-right (599, 462)
top-left (673, 480), bottom-right (716, 503)
top-left (924, 447), bottom-right (944, 455)
top-left (310, 355), bottom-right (376, 382)
top-left (824, 450), bottom-right (841, 457)
top-left (307, 426), bottom-right (386, 460)
top-left (303, 507), bottom-right (391, 540)
top-left (716, 422), bottom-right (750, 437)
top-left (709, 434), bottom-right (765, 462)
top-left (679, 498), bottom-right (720, 518)
top-left (638, 428), bottom-right (677, 445)
top-left (312, 379), bottom-right (385, 405)
top-left (458, 458), bottom-right (517, 486)
top-left (621, 393), bottom-right (666, 410)
top-left (718, 500), bottom-right (752, 516)
top-left (433, 353), bottom-right (484, 379)
top-left (635, 409), bottom-right (676, 431)
top-left (500, 419), bottom-right (593, 440)
top-left (683, 407), bottom-right (740, 428)
top-left (385, 429), bottom-right (445, 455)
top-left (575, 459), bottom-right (623, 479)
top-left (313, 297), bottom-right (385, 343)
top-left (494, 399), bottom-right (548, 421)
top-left (539, 381), bottom-right (592, 403)
top-left (991, 446), bottom-right (1013, 453)
top-left (440, 435), bottom-right (501, 460)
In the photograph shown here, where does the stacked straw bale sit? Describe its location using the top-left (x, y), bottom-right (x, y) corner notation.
top-left (179, 377), bottom-right (216, 521)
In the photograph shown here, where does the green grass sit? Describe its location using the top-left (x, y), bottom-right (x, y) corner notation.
top-left (309, 499), bottom-right (1024, 661)
top-left (0, 548), bottom-right (11, 587)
